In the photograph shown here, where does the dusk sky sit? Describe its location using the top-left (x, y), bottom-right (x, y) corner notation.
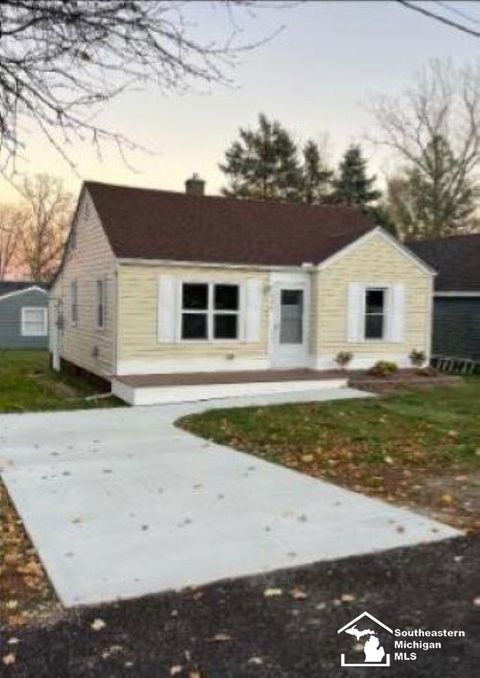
top-left (1, 0), bottom-right (479, 203)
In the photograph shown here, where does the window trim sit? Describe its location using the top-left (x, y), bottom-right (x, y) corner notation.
top-left (178, 281), bottom-right (242, 343)
top-left (363, 286), bottom-right (388, 342)
top-left (70, 280), bottom-right (78, 327)
top-left (95, 279), bottom-right (106, 330)
top-left (21, 306), bottom-right (48, 337)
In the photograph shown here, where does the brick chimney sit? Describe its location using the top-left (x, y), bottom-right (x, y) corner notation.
top-left (185, 173), bottom-right (205, 196)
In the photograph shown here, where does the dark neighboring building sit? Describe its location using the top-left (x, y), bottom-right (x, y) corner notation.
top-left (409, 234), bottom-right (480, 362)
top-left (0, 282), bottom-right (49, 348)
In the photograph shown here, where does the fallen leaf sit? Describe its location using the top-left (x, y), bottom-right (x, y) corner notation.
top-left (208, 633), bottom-right (232, 642)
top-left (441, 493), bottom-right (454, 504)
top-left (264, 587), bottom-right (283, 598)
top-left (6, 600), bottom-right (18, 610)
top-left (170, 666), bottom-right (183, 676)
top-left (473, 597), bottom-right (480, 607)
top-left (341, 593), bottom-right (356, 603)
top-left (91, 618), bottom-right (106, 631)
top-left (289, 587), bottom-right (308, 600)
top-left (189, 671), bottom-right (202, 678)
top-left (248, 657), bottom-right (264, 665)
top-left (301, 454), bottom-right (315, 463)
top-left (2, 654), bottom-right (15, 666)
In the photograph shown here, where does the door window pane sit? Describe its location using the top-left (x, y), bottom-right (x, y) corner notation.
top-left (280, 289), bottom-right (303, 344)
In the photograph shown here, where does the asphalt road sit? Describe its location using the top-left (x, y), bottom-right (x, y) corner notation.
top-left (2, 535), bottom-right (479, 677)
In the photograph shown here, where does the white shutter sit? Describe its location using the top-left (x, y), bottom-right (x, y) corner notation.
top-left (244, 278), bottom-right (262, 343)
top-left (157, 275), bottom-right (177, 342)
top-left (388, 283), bottom-right (405, 342)
top-left (347, 282), bottom-right (364, 343)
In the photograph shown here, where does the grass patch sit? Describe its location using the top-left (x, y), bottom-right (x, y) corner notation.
top-left (0, 349), bottom-right (123, 413)
top-left (179, 378), bottom-right (480, 530)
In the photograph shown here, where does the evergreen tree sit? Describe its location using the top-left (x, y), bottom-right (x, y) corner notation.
top-left (333, 145), bottom-right (381, 207)
top-left (301, 139), bottom-right (333, 204)
top-left (220, 114), bottom-right (302, 201)
top-left (387, 135), bottom-right (476, 239)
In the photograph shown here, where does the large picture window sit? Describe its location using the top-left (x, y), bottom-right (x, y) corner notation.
top-left (181, 282), bottom-right (240, 340)
top-left (364, 288), bottom-right (386, 340)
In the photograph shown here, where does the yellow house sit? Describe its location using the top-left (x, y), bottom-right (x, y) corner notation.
top-left (50, 177), bottom-right (435, 404)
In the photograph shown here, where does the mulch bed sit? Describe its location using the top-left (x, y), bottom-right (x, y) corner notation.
top-left (348, 368), bottom-right (462, 394)
top-left (1, 535), bottom-right (478, 677)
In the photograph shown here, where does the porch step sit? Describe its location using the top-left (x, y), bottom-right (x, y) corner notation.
top-left (111, 377), bottom-right (348, 406)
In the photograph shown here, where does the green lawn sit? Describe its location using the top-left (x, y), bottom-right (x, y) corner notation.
top-left (179, 378), bottom-right (480, 530)
top-left (0, 350), bottom-right (123, 413)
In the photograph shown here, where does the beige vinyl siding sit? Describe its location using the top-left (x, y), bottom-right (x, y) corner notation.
top-left (316, 232), bottom-right (432, 356)
top-left (117, 264), bottom-right (269, 366)
top-left (50, 190), bottom-right (116, 377)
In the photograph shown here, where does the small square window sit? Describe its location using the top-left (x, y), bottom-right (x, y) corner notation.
top-left (21, 307), bottom-right (48, 336)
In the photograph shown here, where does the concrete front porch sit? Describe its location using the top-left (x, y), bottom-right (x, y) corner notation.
top-left (111, 369), bottom-right (348, 405)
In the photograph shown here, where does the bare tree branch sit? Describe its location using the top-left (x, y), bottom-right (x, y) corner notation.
top-left (369, 59), bottom-right (480, 181)
top-left (0, 1), bottom-right (287, 173)
top-left (0, 204), bottom-right (25, 279)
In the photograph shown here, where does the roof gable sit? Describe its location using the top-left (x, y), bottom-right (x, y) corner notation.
top-left (318, 227), bottom-right (435, 276)
top-left (85, 180), bottom-right (377, 267)
top-left (0, 283), bottom-right (48, 302)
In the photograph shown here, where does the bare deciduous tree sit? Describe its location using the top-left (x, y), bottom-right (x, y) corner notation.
top-left (369, 60), bottom-right (480, 235)
top-left (0, 205), bottom-right (25, 280)
top-left (15, 174), bottom-right (73, 281)
top-left (370, 60), bottom-right (480, 176)
top-left (0, 1), bottom-right (285, 172)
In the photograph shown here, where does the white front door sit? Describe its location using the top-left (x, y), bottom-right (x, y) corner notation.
top-left (271, 276), bottom-right (310, 368)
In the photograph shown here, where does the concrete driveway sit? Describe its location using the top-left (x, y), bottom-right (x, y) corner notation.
top-left (0, 388), bottom-right (458, 607)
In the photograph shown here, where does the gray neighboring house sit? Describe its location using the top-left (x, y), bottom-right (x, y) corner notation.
top-left (0, 282), bottom-right (49, 348)
top-left (409, 234), bottom-right (480, 362)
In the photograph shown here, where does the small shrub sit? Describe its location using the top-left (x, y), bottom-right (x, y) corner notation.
top-left (409, 349), bottom-right (426, 367)
top-left (335, 351), bottom-right (353, 369)
top-left (368, 360), bottom-right (399, 378)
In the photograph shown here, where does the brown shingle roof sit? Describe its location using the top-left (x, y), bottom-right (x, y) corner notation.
top-left (408, 234), bottom-right (480, 292)
top-left (85, 181), bottom-right (376, 266)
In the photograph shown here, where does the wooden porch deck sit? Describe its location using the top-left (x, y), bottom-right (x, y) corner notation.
top-left (114, 368), bottom-right (345, 388)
